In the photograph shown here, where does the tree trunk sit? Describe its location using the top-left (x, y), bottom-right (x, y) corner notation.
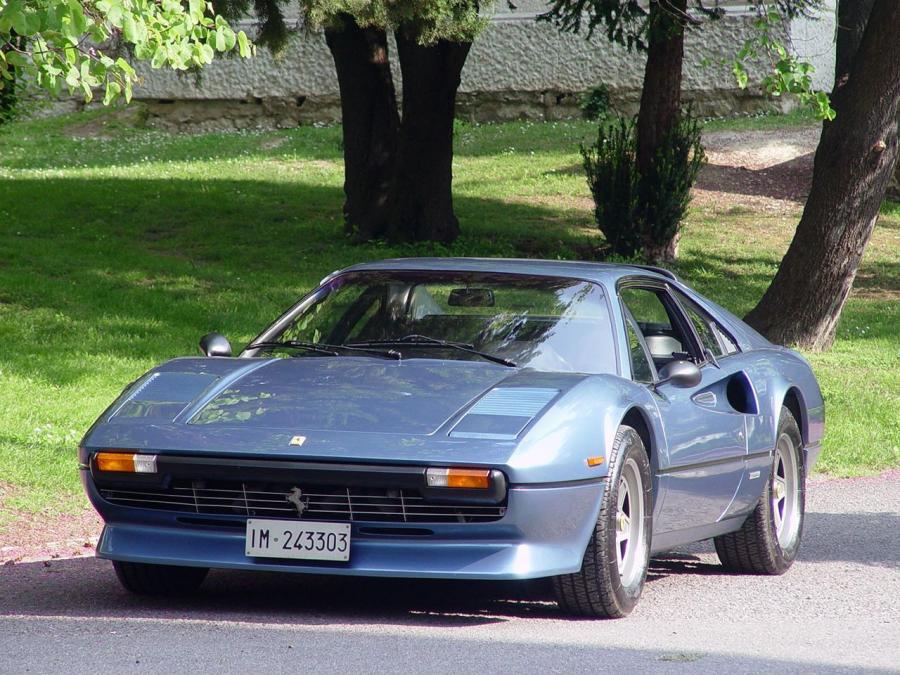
top-left (635, 0), bottom-right (687, 263)
top-left (324, 16), bottom-right (399, 241)
top-left (744, 0), bottom-right (900, 350)
top-left (388, 30), bottom-right (471, 244)
top-left (833, 0), bottom-right (875, 90)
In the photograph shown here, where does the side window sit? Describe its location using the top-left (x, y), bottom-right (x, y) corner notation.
top-left (716, 326), bottom-right (740, 355)
top-left (677, 297), bottom-right (723, 358)
top-left (624, 315), bottom-right (654, 384)
top-left (619, 286), bottom-right (694, 368)
top-left (673, 290), bottom-right (740, 358)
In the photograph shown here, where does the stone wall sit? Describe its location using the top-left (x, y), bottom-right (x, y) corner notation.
top-left (131, 1), bottom-right (835, 130)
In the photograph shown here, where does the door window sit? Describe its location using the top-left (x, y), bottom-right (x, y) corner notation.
top-left (624, 314), bottom-right (654, 384)
top-left (619, 286), bottom-right (696, 369)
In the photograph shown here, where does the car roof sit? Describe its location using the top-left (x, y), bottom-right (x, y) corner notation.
top-left (331, 257), bottom-right (678, 285)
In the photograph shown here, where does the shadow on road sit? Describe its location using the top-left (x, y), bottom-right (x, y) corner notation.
top-left (1, 505), bottom-right (896, 627)
top-left (1, 556), bottom-right (561, 625)
top-left (1, 547), bottom-right (736, 625)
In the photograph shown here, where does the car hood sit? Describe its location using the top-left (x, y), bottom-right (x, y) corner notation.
top-left (83, 357), bottom-right (589, 465)
top-left (105, 356), bottom-right (519, 433)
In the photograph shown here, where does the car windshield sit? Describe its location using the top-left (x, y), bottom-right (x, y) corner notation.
top-left (255, 271), bottom-right (618, 375)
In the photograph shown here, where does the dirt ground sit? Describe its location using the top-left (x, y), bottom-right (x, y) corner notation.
top-left (0, 485), bottom-right (101, 564)
top-left (0, 124), bottom-right (824, 563)
top-left (693, 127), bottom-right (819, 215)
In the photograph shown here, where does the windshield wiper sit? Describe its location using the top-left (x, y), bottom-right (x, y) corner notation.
top-left (247, 340), bottom-right (400, 360)
top-left (347, 335), bottom-right (517, 368)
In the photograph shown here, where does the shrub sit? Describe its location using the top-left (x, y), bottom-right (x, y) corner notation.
top-left (638, 114), bottom-right (706, 262)
top-left (581, 117), bottom-right (642, 257)
top-left (582, 113), bottom-right (705, 262)
top-left (580, 84), bottom-right (612, 121)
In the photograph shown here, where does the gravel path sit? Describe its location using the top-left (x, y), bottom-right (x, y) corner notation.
top-left (1, 471), bottom-right (897, 673)
top-left (694, 127), bottom-right (819, 214)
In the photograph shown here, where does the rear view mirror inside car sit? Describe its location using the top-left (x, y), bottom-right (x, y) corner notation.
top-left (448, 288), bottom-right (495, 307)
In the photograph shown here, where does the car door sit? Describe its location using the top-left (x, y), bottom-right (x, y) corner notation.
top-left (619, 281), bottom-right (747, 534)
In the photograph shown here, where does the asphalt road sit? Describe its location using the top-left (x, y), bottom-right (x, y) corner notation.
top-left (1, 472), bottom-right (898, 674)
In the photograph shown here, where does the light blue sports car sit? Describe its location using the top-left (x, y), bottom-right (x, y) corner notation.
top-left (80, 258), bottom-right (824, 618)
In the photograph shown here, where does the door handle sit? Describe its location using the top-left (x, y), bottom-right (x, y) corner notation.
top-left (692, 391), bottom-right (717, 407)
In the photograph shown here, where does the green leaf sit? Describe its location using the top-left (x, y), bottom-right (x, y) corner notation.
top-left (107, 3), bottom-right (124, 27)
top-left (237, 30), bottom-right (250, 58)
top-left (150, 45), bottom-right (168, 69)
top-left (24, 8), bottom-right (43, 35)
top-left (9, 10), bottom-right (29, 36)
top-left (188, 0), bottom-right (204, 21)
top-left (5, 51), bottom-right (27, 68)
top-left (65, 66), bottom-right (80, 88)
top-left (68, 0), bottom-right (88, 35)
top-left (122, 13), bottom-right (137, 42)
top-left (223, 28), bottom-right (236, 51)
top-left (103, 80), bottom-right (121, 105)
top-left (115, 57), bottom-right (135, 77)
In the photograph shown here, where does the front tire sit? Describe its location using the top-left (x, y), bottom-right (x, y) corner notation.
top-left (113, 560), bottom-right (209, 596)
top-left (553, 426), bottom-right (652, 618)
top-left (714, 406), bottom-right (805, 574)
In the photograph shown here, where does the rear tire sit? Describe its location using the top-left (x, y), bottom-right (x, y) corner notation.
top-left (553, 426), bottom-right (652, 618)
top-left (113, 560), bottom-right (209, 596)
top-left (714, 406), bottom-right (805, 574)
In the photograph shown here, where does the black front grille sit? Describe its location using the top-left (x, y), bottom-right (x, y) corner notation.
top-left (99, 479), bottom-right (506, 524)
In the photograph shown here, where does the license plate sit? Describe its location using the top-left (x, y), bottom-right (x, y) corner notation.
top-left (245, 519), bottom-right (351, 561)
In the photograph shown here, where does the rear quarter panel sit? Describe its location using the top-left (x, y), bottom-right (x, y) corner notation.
top-left (742, 347), bottom-right (825, 469)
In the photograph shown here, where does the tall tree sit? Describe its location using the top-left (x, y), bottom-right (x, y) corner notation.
top-left (744, 0), bottom-right (900, 350)
top-left (309, 3), bottom-right (483, 244)
top-left (323, 15), bottom-right (399, 241)
top-left (217, 1), bottom-right (486, 243)
top-left (387, 32), bottom-right (472, 243)
top-left (635, 0), bottom-right (687, 261)
top-left (543, 0), bottom-right (825, 262)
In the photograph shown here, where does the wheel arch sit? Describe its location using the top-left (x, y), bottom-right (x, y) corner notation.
top-left (782, 386), bottom-right (807, 446)
top-left (621, 406), bottom-right (655, 468)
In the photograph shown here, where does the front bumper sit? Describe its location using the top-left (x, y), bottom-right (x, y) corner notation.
top-left (83, 473), bottom-right (604, 580)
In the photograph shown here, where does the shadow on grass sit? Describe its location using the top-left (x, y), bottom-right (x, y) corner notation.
top-left (671, 251), bottom-right (899, 341)
top-left (0, 176), bottom-right (603, 387)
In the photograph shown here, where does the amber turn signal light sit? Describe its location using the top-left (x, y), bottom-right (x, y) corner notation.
top-left (95, 451), bottom-right (157, 473)
top-left (426, 467), bottom-right (491, 489)
top-left (586, 456), bottom-right (605, 467)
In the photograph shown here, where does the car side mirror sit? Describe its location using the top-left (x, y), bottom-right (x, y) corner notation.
top-left (199, 332), bottom-right (232, 357)
top-left (656, 360), bottom-right (701, 388)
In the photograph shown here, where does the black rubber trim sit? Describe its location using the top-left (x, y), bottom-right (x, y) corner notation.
top-left (509, 476), bottom-right (606, 489)
top-left (657, 449), bottom-right (771, 476)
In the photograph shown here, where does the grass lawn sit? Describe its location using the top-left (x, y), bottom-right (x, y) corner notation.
top-left (0, 107), bottom-right (897, 517)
